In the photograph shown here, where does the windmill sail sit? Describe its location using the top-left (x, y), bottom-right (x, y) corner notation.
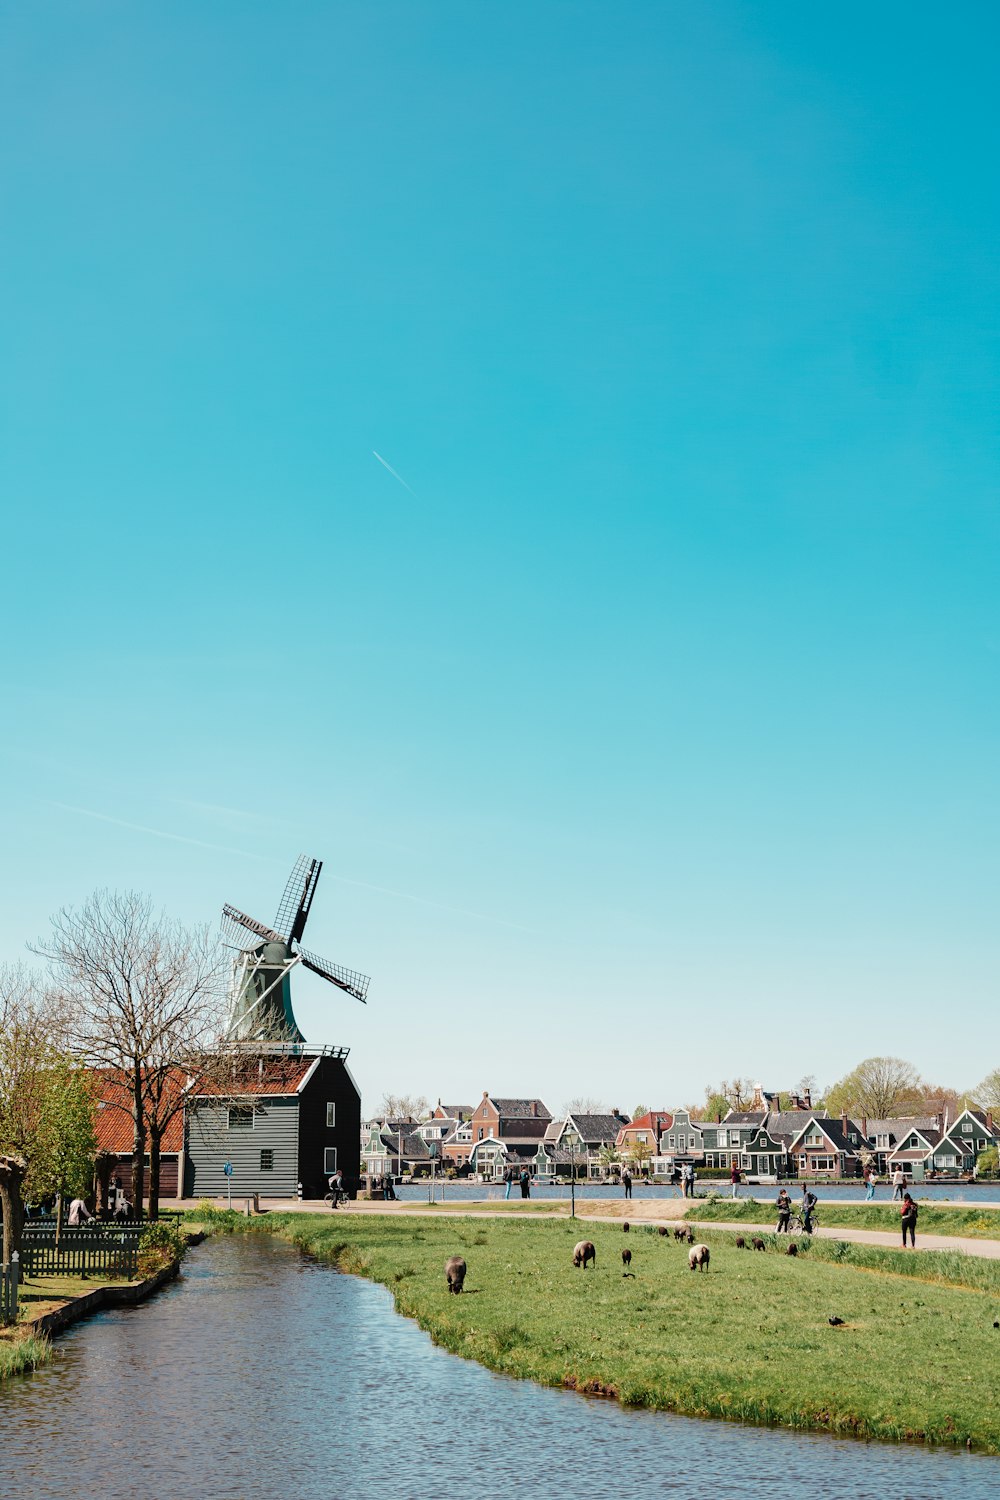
top-left (222, 853), bottom-right (369, 1043)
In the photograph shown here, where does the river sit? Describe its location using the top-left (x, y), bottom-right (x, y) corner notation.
top-left (1, 1235), bottom-right (996, 1499)
top-left (395, 1180), bottom-right (1000, 1205)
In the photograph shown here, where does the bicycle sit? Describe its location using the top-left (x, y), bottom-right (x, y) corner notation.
top-left (790, 1209), bottom-right (818, 1236)
top-left (323, 1189), bottom-right (351, 1210)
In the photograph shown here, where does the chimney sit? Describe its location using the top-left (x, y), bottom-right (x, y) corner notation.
top-left (803, 1088), bottom-right (812, 1109)
top-left (936, 1111), bottom-right (944, 1135)
top-left (841, 1112), bottom-right (849, 1137)
top-left (988, 1112), bottom-right (995, 1135)
top-left (862, 1115), bottom-right (868, 1138)
top-left (531, 1101), bottom-right (538, 1117)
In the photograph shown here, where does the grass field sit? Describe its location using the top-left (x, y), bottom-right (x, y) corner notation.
top-left (686, 1198), bottom-right (1000, 1240)
top-left (198, 1209), bottom-right (1000, 1452)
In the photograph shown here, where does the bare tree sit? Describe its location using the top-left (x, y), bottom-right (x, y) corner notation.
top-left (35, 891), bottom-right (226, 1219)
top-left (825, 1056), bottom-right (924, 1120)
top-left (562, 1097), bottom-right (606, 1116)
top-left (379, 1093), bottom-right (428, 1121)
top-left (974, 1068), bottom-right (1000, 1113)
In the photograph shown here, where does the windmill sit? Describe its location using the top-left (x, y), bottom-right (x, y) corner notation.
top-left (221, 855), bottom-right (369, 1045)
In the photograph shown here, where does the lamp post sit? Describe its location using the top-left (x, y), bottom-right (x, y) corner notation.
top-left (569, 1139), bottom-right (577, 1219)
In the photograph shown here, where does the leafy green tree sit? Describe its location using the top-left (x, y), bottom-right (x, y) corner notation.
top-left (975, 1145), bottom-right (998, 1178)
top-left (703, 1091), bottom-right (730, 1122)
top-left (631, 1104), bottom-right (649, 1121)
top-left (0, 968), bottom-right (95, 1260)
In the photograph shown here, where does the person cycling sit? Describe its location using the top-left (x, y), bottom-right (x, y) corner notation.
top-left (326, 1169), bottom-right (346, 1208)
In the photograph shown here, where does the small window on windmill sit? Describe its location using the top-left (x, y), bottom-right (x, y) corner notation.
top-left (326, 1102), bottom-right (336, 1128)
top-left (260, 1149), bottom-right (274, 1171)
top-left (324, 1148), bottom-right (338, 1174)
top-left (228, 1106), bottom-right (253, 1131)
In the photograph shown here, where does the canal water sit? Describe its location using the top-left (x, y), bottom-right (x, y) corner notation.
top-left (397, 1180), bottom-right (1000, 1205)
top-left (1, 1235), bottom-right (996, 1499)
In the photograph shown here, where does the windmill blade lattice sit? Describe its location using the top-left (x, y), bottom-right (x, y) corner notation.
top-left (222, 904), bottom-right (285, 949)
top-left (274, 854), bottom-right (322, 945)
top-left (299, 947), bottom-right (370, 1004)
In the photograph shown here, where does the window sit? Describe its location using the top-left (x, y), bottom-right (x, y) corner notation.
top-left (324, 1148), bottom-right (338, 1174)
top-left (260, 1149), bottom-right (274, 1171)
top-left (812, 1156), bottom-right (835, 1172)
top-left (961, 1122), bottom-right (973, 1134)
top-left (326, 1103), bottom-right (336, 1128)
top-left (228, 1106), bottom-right (253, 1131)
top-left (477, 1127), bottom-right (483, 1140)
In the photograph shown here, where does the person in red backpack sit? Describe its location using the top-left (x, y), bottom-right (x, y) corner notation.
top-left (900, 1191), bottom-right (918, 1248)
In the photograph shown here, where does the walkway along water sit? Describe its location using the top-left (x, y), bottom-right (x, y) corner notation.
top-left (0, 1234), bottom-right (997, 1499)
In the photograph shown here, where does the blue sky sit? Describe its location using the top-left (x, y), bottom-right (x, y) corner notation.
top-left (2, 3), bottom-right (997, 1113)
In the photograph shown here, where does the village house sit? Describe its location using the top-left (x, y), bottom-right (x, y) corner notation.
top-left (548, 1111), bottom-right (630, 1178)
top-left (91, 1068), bottom-right (186, 1202)
top-left (185, 1047), bottom-right (361, 1199)
top-left (615, 1111), bottom-right (672, 1170)
top-left (361, 1118), bottom-right (433, 1178)
top-left (787, 1114), bottom-right (865, 1178)
top-left (415, 1103), bottom-right (474, 1161)
top-left (465, 1092), bottom-right (552, 1180)
top-left (886, 1108), bottom-right (998, 1181)
top-left (652, 1108), bottom-right (705, 1174)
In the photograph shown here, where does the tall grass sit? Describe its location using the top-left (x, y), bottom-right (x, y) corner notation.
top-left (0, 1334), bottom-right (51, 1381)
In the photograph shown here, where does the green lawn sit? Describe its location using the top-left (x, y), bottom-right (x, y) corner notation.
top-left (225, 1211), bottom-right (1000, 1452)
top-left (686, 1198), bottom-right (1000, 1240)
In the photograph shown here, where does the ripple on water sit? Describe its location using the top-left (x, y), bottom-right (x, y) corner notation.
top-left (0, 1235), bottom-right (996, 1500)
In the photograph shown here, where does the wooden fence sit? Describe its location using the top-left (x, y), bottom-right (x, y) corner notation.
top-left (1, 1255), bottom-right (19, 1323)
top-left (19, 1228), bottom-right (140, 1280)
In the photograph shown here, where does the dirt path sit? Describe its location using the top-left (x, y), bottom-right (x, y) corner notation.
top-left (234, 1196), bottom-right (1000, 1259)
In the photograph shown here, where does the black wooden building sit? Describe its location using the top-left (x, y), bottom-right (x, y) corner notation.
top-left (184, 1048), bottom-right (361, 1199)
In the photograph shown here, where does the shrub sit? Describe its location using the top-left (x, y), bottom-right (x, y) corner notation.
top-left (136, 1221), bottom-right (185, 1278)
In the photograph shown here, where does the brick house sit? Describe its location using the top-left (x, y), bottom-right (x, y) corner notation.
top-left (465, 1092), bottom-right (551, 1180)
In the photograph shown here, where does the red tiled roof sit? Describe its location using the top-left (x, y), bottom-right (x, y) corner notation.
top-left (192, 1055), bottom-right (316, 1098)
top-left (92, 1069), bottom-right (185, 1156)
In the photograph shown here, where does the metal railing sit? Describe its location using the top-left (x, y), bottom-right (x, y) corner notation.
top-left (1, 1255), bottom-right (19, 1323)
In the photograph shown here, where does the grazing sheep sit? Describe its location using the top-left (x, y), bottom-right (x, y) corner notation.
top-left (573, 1240), bottom-right (597, 1269)
top-left (445, 1255), bottom-right (467, 1294)
top-left (752, 1237), bottom-right (766, 1252)
top-left (735, 1236), bottom-right (746, 1249)
top-left (828, 1316), bottom-right (845, 1326)
top-left (621, 1248), bottom-right (632, 1268)
top-left (688, 1243), bottom-right (710, 1272)
top-left (786, 1243), bottom-right (798, 1257)
top-left (658, 1225), bottom-right (670, 1237)
top-left (673, 1226), bottom-right (686, 1242)
top-left (622, 1221), bottom-right (630, 1233)
top-left (685, 1228), bottom-right (694, 1245)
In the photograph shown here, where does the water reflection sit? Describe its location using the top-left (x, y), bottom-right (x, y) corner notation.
top-left (1, 1236), bottom-right (996, 1499)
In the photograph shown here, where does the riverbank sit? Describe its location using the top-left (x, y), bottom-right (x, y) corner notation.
top-left (192, 1207), bottom-right (1000, 1452)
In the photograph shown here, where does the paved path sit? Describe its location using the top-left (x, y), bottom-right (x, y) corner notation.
top-left (208, 1196), bottom-right (1000, 1261)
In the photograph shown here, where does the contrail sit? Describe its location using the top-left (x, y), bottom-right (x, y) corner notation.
top-left (50, 802), bottom-right (269, 862)
top-left (372, 450), bottom-right (417, 496)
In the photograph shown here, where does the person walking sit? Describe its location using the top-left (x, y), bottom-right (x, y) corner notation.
top-left (800, 1185), bottom-right (818, 1234)
top-left (900, 1191), bottom-right (918, 1248)
top-left (621, 1166), bottom-right (633, 1200)
top-left (730, 1161), bottom-right (742, 1199)
top-left (775, 1187), bottom-right (792, 1233)
top-left (864, 1167), bottom-right (877, 1201)
top-left (684, 1163), bottom-right (696, 1198)
top-left (68, 1196), bottom-right (93, 1226)
top-left (503, 1165), bottom-right (513, 1201)
top-left (891, 1167), bottom-right (906, 1200)
top-left (519, 1168), bottom-right (531, 1200)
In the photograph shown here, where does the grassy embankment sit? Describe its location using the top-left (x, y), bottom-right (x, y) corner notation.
top-left (191, 1206), bottom-right (1000, 1451)
top-left (686, 1198), bottom-right (1000, 1240)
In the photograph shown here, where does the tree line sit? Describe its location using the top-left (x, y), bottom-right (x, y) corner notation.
top-left (1, 890), bottom-right (226, 1262)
